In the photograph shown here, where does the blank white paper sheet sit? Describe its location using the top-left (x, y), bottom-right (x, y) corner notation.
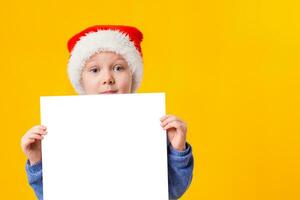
top-left (40, 93), bottom-right (168, 200)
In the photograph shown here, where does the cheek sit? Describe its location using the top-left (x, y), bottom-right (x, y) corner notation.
top-left (116, 74), bottom-right (132, 92)
top-left (82, 74), bottom-right (99, 93)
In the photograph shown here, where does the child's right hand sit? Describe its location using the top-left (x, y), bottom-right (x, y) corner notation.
top-left (21, 125), bottom-right (47, 166)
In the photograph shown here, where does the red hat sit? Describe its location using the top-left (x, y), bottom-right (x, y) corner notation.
top-left (67, 25), bottom-right (144, 94)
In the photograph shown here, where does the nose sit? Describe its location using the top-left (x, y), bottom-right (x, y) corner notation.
top-left (102, 70), bottom-right (115, 85)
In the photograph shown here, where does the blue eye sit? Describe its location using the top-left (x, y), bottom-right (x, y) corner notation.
top-left (113, 65), bottom-right (124, 72)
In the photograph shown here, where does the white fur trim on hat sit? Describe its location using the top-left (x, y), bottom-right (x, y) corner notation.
top-left (67, 30), bottom-right (143, 94)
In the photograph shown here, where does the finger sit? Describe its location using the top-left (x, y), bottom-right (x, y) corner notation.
top-left (27, 138), bottom-right (36, 144)
top-left (161, 116), bottom-right (180, 127)
top-left (32, 130), bottom-right (48, 135)
top-left (160, 114), bottom-right (172, 122)
top-left (28, 129), bottom-right (48, 137)
top-left (31, 125), bottom-right (47, 132)
top-left (28, 133), bottom-right (44, 140)
top-left (24, 132), bottom-right (45, 140)
top-left (21, 138), bottom-right (36, 151)
top-left (40, 125), bottom-right (47, 130)
top-left (23, 138), bottom-right (36, 148)
top-left (161, 114), bottom-right (183, 122)
top-left (163, 121), bottom-right (183, 130)
top-left (29, 126), bottom-right (46, 135)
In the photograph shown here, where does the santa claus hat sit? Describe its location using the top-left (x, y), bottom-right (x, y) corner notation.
top-left (67, 25), bottom-right (144, 94)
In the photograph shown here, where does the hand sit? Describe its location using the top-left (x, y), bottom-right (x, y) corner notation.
top-left (21, 125), bottom-right (47, 165)
top-left (160, 115), bottom-right (187, 151)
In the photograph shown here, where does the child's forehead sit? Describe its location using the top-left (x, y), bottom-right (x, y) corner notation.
top-left (84, 51), bottom-right (129, 68)
top-left (88, 51), bottom-right (125, 61)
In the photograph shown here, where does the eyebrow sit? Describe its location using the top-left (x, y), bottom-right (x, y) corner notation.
top-left (114, 58), bottom-right (127, 63)
top-left (85, 61), bottom-right (98, 68)
top-left (85, 58), bottom-right (127, 68)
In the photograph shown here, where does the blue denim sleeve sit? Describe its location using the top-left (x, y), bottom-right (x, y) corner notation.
top-left (168, 142), bottom-right (194, 199)
top-left (25, 160), bottom-right (43, 200)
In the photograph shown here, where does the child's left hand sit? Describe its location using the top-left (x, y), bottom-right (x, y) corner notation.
top-left (160, 114), bottom-right (187, 151)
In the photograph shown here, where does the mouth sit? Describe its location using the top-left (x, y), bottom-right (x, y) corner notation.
top-left (100, 90), bottom-right (118, 94)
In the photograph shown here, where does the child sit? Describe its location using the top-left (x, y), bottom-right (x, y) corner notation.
top-left (21, 25), bottom-right (194, 200)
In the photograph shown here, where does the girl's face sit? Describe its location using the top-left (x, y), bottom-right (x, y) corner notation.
top-left (81, 52), bottom-right (133, 94)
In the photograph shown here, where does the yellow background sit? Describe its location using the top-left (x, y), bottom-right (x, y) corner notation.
top-left (0, 0), bottom-right (300, 199)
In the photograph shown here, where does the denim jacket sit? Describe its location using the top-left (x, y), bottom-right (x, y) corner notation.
top-left (26, 142), bottom-right (194, 200)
